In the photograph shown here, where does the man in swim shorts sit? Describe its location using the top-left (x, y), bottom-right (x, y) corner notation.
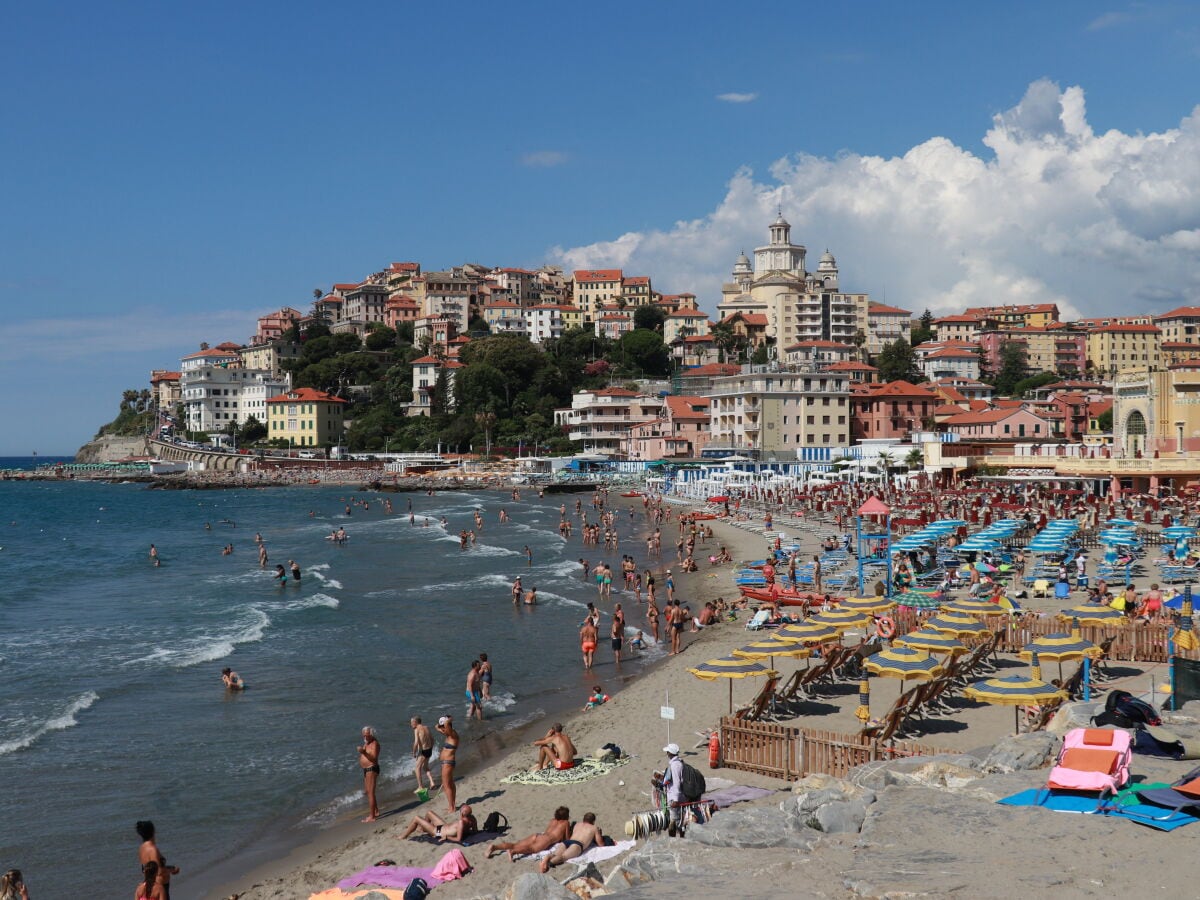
top-left (358, 726), bottom-right (381, 822)
top-left (398, 803), bottom-right (477, 843)
top-left (486, 805), bottom-right (570, 860)
top-left (410, 717), bottom-right (436, 795)
top-left (539, 812), bottom-right (602, 873)
top-left (579, 618), bottom-right (598, 669)
top-left (465, 660), bottom-right (484, 721)
top-left (532, 723), bottom-right (577, 771)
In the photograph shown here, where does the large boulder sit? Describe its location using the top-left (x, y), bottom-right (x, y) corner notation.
top-left (606, 837), bottom-right (706, 888)
top-left (849, 753), bottom-right (982, 792)
top-left (506, 873), bottom-right (577, 900)
top-left (980, 732), bottom-right (1058, 774)
top-left (1046, 701), bottom-right (1102, 735)
top-left (789, 777), bottom-right (877, 834)
top-left (684, 806), bottom-right (818, 849)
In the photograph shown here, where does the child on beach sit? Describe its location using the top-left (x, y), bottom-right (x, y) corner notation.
top-left (584, 685), bottom-right (609, 710)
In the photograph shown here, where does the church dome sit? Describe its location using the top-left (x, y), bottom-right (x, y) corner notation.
top-left (818, 249), bottom-right (837, 269)
top-left (773, 213), bottom-right (790, 228)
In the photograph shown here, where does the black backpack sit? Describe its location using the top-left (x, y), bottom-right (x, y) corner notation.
top-left (404, 877), bottom-right (430, 900)
top-left (481, 811), bottom-right (508, 833)
top-left (1094, 689), bottom-right (1162, 728)
top-left (680, 761), bottom-right (706, 801)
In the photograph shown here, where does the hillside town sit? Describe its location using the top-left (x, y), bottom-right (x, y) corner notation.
top-left (141, 213), bottom-right (1200, 496)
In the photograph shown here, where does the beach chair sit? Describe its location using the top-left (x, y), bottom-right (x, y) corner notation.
top-left (1032, 579), bottom-right (1051, 598)
top-left (1046, 727), bottom-right (1132, 792)
top-left (735, 675), bottom-right (781, 722)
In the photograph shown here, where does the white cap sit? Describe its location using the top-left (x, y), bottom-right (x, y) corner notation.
top-left (663, 742), bottom-right (680, 755)
top-left (437, 716), bottom-right (451, 726)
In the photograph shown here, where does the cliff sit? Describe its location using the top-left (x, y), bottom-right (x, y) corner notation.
top-left (75, 434), bottom-right (149, 463)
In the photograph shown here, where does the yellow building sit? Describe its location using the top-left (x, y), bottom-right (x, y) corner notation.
top-left (1153, 306), bottom-right (1200, 345)
top-left (558, 305), bottom-right (586, 332)
top-left (965, 303), bottom-right (1060, 330)
top-left (1162, 341), bottom-right (1200, 366)
top-left (1112, 364), bottom-right (1200, 455)
top-left (572, 269), bottom-right (624, 322)
top-left (1085, 324), bottom-right (1162, 376)
top-left (266, 388), bottom-right (347, 448)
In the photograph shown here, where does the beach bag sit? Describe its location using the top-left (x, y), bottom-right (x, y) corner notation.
top-left (680, 761), bottom-right (706, 801)
top-left (1094, 690), bottom-right (1161, 728)
top-left (404, 877), bottom-right (430, 900)
top-left (481, 810), bottom-right (508, 833)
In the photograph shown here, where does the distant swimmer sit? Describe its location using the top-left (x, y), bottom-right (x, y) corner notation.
top-left (148, 544), bottom-right (158, 562)
top-left (289, 560), bottom-right (301, 583)
top-left (204, 522), bottom-right (212, 530)
top-left (523, 545), bottom-right (533, 567)
top-left (524, 587), bottom-right (538, 605)
top-left (254, 532), bottom-right (263, 544)
top-left (221, 667), bottom-right (244, 690)
top-left (222, 543), bottom-right (233, 556)
top-left (258, 543), bottom-right (268, 568)
top-left (273, 564), bottom-right (287, 585)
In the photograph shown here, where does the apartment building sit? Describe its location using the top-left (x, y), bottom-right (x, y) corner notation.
top-left (932, 315), bottom-right (982, 343)
top-left (1085, 324), bottom-right (1162, 375)
top-left (625, 395), bottom-right (711, 460)
top-left (265, 388), bottom-right (346, 447)
top-left (965, 303), bottom-right (1060, 330)
top-left (851, 380), bottom-right (940, 441)
top-left (182, 366), bottom-right (288, 434)
top-left (866, 303), bottom-right (912, 357)
top-left (663, 310), bottom-right (709, 344)
top-left (572, 269), bottom-right (624, 321)
top-left (920, 346), bottom-right (981, 381)
top-left (239, 341), bottom-right (302, 379)
top-left (706, 367), bottom-right (851, 453)
top-left (1153, 306), bottom-right (1200, 344)
top-left (554, 387), bottom-right (662, 456)
top-left (482, 300), bottom-right (528, 336)
top-left (409, 354), bottom-right (463, 416)
top-left (978, 327), bottom-right (1086, 376)
top-left (251, 307), bottom-right (302, 345)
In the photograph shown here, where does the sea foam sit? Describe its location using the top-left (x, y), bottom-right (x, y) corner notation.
top-left (0, 691), bottom-right (99, 756)
top-left (127, 608), bottom-right (271, 668)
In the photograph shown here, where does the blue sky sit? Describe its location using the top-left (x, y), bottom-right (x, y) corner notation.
top-left (4, 1), bottom-right (1200, 454)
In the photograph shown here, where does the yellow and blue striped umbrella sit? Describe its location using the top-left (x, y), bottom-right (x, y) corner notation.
top-left (925, 612), bottom-right (988, 637)
top-left (964, 653), bottom-right (1067, 734)
top-left (895, 627), bottom-right (969, 657)
top-left (839, 596), bottom-right (898, 614)
top-left (808, 609), bottom-right (873, 633)
top-left (855, 673), bottom-right (871, 722)
top-left (775, 622), bottom-right (841, 645)
top-left (687, 656), bottom-right (778, 713)
top-left (1058, 605), bottom-right (1127, 626)
top-left (942, 599), bottom-right (1007, 617)
top-left (865, 645), bottom-right (945, 683)
top-left (733, 638), bottom-right (813, 663)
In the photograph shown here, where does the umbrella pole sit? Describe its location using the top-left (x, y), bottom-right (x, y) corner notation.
top-left (729, 679), bottom-right (733, 714)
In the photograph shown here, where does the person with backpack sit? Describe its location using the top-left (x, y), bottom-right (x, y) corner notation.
top-left (660, 743), bottom-right (699, 836)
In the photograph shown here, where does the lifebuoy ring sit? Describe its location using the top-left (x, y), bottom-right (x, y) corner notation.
top-left (875, 616), bottom-right (897, 640)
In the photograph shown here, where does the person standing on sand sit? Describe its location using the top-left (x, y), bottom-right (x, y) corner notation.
top-left (478, 652), bottom-right (493, 701)
top-left (136, 820), bottom-right (179, 900)
top-left (358, 726), bottom-right (381, 822)
top-left (436, 716), bottom-right (459, 814)
top-left (411, 717), bottom-right (436, 796)
top-left (668, 600), bottom-right (684, 655)
top-left (465, 660), bottom-right (484, 721)
top-left (486, 805), bottom-right (571, 860)
top-left (579, 618), bottom-right (598, 669)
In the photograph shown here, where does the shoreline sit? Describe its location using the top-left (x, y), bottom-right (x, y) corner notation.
top-left (201, 495), bottom-right (770, 899)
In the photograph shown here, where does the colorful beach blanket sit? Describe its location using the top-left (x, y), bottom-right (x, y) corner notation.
top-left (529, 838), bottom-right (636, 865)
top-left (501, 756), bottom-right (631, 786)
top-left (998, 787), bottom-right (1200, 832)
top-left (337, 866), bottom-right (441, 890)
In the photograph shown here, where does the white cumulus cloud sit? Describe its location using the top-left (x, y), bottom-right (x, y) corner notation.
top-left (551, 80), bottom-right (1200, 320)
top-left (716, 92), bottom-right (759, 104)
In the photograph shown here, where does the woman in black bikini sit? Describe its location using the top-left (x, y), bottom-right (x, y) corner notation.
top-left (436, 716), bottom-right (459, 814)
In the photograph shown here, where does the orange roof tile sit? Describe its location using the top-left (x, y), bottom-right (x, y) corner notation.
top-left (1155, 306), bottom-right (1200, 320)
top-left (573, 269), bottom-right (623, 281)
top-left (265, 388), bottom-right (346, 404)
top-left (868, 303), bottom-right (912, 316)
top-left (1087, 324), bottom-right (1161, 333)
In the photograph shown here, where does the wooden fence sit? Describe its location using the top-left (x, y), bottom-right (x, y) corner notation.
top-left (889, 606), bottom-right (1197, 664)
top-left (718, 718), bottom-right (958, 782)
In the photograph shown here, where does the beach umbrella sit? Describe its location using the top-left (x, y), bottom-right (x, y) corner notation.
top-left (1058, 605), bottom-right (1127, 626)
top-left (1106, 518), bottom-right (1136, 527)
top-left (733, 638), bottom-right (813, 669)
top-left (775, 622), bottom-right (841, 645)
top-left (1019, 626), bottom-right (1100, 682)
top-left (1175, 595), bottom-right (1198, 652)
top-left (865, 646), bottom-right (944, 698)
top-left (895, 627), bottom-right (969, 657)
top-left (974, 561), bottom-right (998, 573)
top-left (964, 653), bottom-right (1068, 735)
top-left (839, 596), bottom-right (898, 614)
top-left (941, 598), bottom-right (1007, 617)
top-left (687, 656), bottom-right (778, 713)
top-left (855, 673), bottom-right (872, 722)
top-left (892, 590), bottom-right (943, 610)
top-left (925, 612), bottom-right (988, 637)
top-left (808, 609), bottom-right (873, 633)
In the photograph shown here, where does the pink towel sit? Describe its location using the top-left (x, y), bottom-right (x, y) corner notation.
top-left (430, 848), bottom-right (472, 882)
top-left (337, 866), bottom-right (441, 890)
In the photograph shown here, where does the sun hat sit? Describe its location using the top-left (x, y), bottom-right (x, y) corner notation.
top-left (663, 742), bottom-right (680, 755)
top-left (437, 716), bottom-right (451, 726)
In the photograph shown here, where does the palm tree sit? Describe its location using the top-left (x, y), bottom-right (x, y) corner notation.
top-left (475, 410), bottom-right (497, 459)
top-left (905, 447), bottom-right (924, 470)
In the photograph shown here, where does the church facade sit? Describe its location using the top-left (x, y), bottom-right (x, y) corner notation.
top-left (716, 213), bottom-right (870, 354)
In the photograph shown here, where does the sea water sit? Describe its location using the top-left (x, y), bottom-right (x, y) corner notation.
top-left (0, 471), bottom-right (658, 898)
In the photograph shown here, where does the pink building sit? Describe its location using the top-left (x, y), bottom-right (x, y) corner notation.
top-left (941, 406), bottom-right (1054, 441)
top-left (252, 307), bottom-right (302, 345)
top-left (851, 380), bottom-right (939, 441)
top-left (978, 328), bottom-right (1087, 379)
top-left (626, 396), bottom-right (711, 460)
top-left (385, 295), bottom-right (420, 329)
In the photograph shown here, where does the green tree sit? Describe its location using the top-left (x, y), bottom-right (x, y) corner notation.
top-left (238, 415), bottom-right (267, 445)
top-left (910, 309), bottom-right (935, 346)
top-left (1011, 371), bottom-right (1060, 398)
top-left (468, 315), bottom-right (490, 334)
top-left (710, 321), bottom-right (746, 363)
top-left (905, 447), bottom-right (924, 470)
top-left (876, 338), bottom-right (921, 382)
top-left (750, 343), bottom-right (770, 365)
top-left (633, 305), bottom-right (666, 333)
top-left (396, 321), bottom-right (415, 345)
top-left (364, 325), bottom-right (397, 351)
top-left (1096, 408), bottom-right (1114, 432)
top-left (991, 340), bottom-right (1030, 396)
top-left (614, 329), bottom-right (670, 376)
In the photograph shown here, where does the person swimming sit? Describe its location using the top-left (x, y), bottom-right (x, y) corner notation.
top-left (221, 667), bottom-right (244, 690)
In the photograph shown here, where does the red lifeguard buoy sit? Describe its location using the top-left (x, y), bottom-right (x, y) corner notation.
top-left (875, 616), bottom-right (897, 640)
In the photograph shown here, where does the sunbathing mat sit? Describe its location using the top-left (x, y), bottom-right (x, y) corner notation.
top-left (338, 866), bottom-right (439, 890)
top-left (311, 889), bottom-right (408, 900)
top-left (501, 757), bottom-right (631, 786)
top-left (530, 839), bottom-right (637, 865)
top-left (998, 788), bottom-right (1199, 832)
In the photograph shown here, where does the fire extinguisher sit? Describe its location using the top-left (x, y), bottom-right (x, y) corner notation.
top-left (708, 731), bottom-right (720, 769)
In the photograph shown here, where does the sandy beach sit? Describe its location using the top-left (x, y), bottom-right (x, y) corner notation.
top-left (204, 497), bottom-right (1199, 900)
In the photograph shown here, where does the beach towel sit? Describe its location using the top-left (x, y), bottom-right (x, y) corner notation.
top-left (529, 839), bottom-right (636, 866)
top-left (311, 889), bottom-right (411, 899)
top-left (337, 867), bottom-right (442, 891)
top-left (997, 788), bottom-right (1200, 832)
top-left (501, 756), bottom-right (630, 786)
top-left (430, 848), bottom-right (471, 882)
